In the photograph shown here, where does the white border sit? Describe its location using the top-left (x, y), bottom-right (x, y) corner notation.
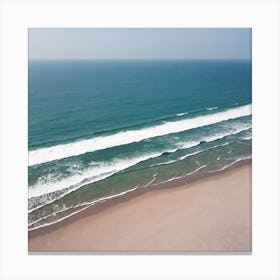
top-left (0, 0), bottom-right (279, 279)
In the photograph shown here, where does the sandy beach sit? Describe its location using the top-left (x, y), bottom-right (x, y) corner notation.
top-left (28, 163), bottom-right (251, 253)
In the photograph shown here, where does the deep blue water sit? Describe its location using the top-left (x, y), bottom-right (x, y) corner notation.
top-left (28, 60), bottom-right (252, 229)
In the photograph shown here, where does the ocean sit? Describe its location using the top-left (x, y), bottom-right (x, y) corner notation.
top-left (28, 60), bottom-right (252, 230)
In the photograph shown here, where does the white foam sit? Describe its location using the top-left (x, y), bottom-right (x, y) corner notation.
top-left (241, 136), bottom-right (252, 141)
top-left (149, 125), bottom-right (251, 168)
top-left (149, 159), bottom-right (178, 167)
top-left (28, 152), bottom-right (163, 200)
top-left (186, 164), bottom-right (207, 176)
top-left (207, 106), bottom-right (218, 111)
top-left (29, 105), bottom-right (252, 166)
top-left (209, 155), bottom-right (252, 173)
top-left (176, 112), bottom-right (188, 116)
top-left (178, 124), bottom-right (251, 151)
top-left (29, 173), bottom-right (160, 228)
top-left (29, 185), bottom-right (140, 231)
top-left (179, 150), bottom-right (204, 161)
top-left (228, 148), bottom-right (233, 154)
top-left (156, 164), bottom-right (207, 185)
top-left (141, 174), bottom-right (158, 188)
top-left (179, 142), bottom-right (235, 161)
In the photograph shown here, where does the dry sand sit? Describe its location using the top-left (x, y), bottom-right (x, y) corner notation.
top-left (28, 164), bottom-right (251, 253)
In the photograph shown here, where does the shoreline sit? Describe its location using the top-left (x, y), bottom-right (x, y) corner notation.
top-left (29, 161), bottom-right (252, 252)
top-left (29, 158), bottom-right (251, 235)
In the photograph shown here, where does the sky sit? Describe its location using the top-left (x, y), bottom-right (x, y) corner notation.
top-left (29, 28), bottom-right (251, 60)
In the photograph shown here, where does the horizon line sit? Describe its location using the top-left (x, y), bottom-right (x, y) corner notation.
top-left (29, 58), bottom-right (252, 61)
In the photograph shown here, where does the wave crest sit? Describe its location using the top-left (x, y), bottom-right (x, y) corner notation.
top-left (29, 105), bottom-right (251, 166)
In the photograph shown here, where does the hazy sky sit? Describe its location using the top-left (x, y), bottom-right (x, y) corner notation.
top-left (29, 28), bottom-right (251, 60)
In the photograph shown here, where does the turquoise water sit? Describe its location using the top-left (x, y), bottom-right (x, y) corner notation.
top-left (28, 60), bottom-right (252, 229)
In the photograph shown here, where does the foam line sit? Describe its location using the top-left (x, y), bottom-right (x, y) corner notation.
top-left (149, 160), bottom-right (178, 167)
top-left (28, 152), bottom-right (164, 200)
top-left (29, 105), bottom-right (251, 166)
top-left (176, 112), bottom-right (188, 116)
top-left (208, 156), bottom-right (252, 173)
top-left (29, 185), bottom-right (139, 231)
top-left (207, 106), bottom-right (218, 111)
top-left (155, 164), bottom-right (207, 185)
top-left (178, 125), bottom-right (251, 150)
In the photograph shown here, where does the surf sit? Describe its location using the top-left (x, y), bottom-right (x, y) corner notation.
top-left (29, 104), bottom-right (251, 166)
top-left (28, 124), bottom-right (251, 211)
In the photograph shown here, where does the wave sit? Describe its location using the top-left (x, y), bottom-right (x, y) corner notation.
top-left (178, 124), bottom-right (251, 149)
top-left (240, 136), bottom-right (252, 141)
top-left (28, 151), bottom-right (166, 200)
top-left (29, 185), bottom-right (140, 231)
top-left (149, 160), bottom-right (178, 167)
top-left (28, 152), bottom-right (251, 230)
top-left (29, 174), bottom-right (159, 229)
top-left (28, 153), bottom-right (251, 230)
top-left (208, 155), bottom-right (252, 173)
top-left (154, 164), bottom-right (207, 186)
top-left (150, 142), bottom-right (230, 169)
top-left (26, 159), bottom-right (212, 230)
top-left (29, 105), bottom-right (251, 166)
top-left (155, 124), bottom-right (251, 166)
top-left (143, 124), bottom-right (250, 169)
top-left (176, 112), bottom-right (188, 117)
top-left (132, 125), bottom-right (249, 172)
top-left (180, 142), bottom-right (233, 161)
top-left (29, 125), bottom-right (251, 211)
top-left (207, 106), bottom-right (218, 111)
top-left (186, 164), bottom-right (207, 176)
